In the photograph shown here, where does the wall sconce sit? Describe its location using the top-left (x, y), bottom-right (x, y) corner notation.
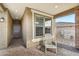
top-left (0, 17), bottom-right (4, 22)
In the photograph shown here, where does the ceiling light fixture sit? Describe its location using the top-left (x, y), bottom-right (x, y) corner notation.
top-left (15, 10), bottom-right (18, 13)
top-left (55, 5), bottom-right (58, 8)
top-left (15, 16), bottom-right (18, 19)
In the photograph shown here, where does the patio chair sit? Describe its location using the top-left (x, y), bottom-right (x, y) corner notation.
top-left (42, 34), bottom-right (57, 53)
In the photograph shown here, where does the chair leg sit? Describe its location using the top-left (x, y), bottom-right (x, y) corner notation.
top-left (45, 47), bottom-right (47, 53)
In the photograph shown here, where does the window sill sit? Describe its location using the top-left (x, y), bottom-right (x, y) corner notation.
top-left (32, 38), bottom-right (42, 42)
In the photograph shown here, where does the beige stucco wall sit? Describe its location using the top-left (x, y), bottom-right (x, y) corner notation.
top-left (0, 12), bottom-right (7, 49)
top-left (0, 9), bottom-right (12, 49)
top-left (0, 5), bottom-right (4, 12)
top-left (75, 9), bottom-right (79, 48)
top-left (6, 10), bottom-right (13, 45)
top-left (22, 7), bottom-right (33, 48)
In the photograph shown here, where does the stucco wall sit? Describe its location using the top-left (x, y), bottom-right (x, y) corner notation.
top-left (22, 7), bottom-right (33, 48)
top-left (0, 12), bottom-right (7, 49)
top-left (0, 10), bottom-right (12, 49)
top-left (75, 9), bottom-right (79, 48)
top-left (6, 10), bottom-right (13, 45)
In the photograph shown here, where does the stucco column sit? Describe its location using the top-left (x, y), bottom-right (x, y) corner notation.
top-left (75, 8), bottom-right (79, 48)
top-left (22, 7), bottom-right (33, 48)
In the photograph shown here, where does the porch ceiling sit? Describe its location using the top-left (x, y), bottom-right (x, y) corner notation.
top-left (3, 3), bottom-right (79, 19)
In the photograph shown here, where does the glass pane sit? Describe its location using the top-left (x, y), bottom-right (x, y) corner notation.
top-left (36, 27), bottom-right (43, 36)
top-left (35, 17), bottom-right (44, 27)
top-left (45, 17), bottom-right (52, 34)
top-left (35, 15), bottom-right (44, 36)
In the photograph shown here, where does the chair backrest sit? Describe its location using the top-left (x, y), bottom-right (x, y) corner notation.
top-left (43, 34), bottom-right (53, 45)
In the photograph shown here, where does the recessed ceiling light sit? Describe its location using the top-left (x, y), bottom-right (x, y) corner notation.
top-left (15, 16), bottom-right (18, 19)
top-left (15, 10), bottom-right (18, 13)
top-left (55, 5), bottom-right (58, 8)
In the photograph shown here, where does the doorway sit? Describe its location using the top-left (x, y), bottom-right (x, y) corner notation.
top-left (9, 20), bottom-right (25, 48)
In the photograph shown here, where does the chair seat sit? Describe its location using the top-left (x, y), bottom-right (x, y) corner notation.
top-left (45, 44), bottom-right (57, 48)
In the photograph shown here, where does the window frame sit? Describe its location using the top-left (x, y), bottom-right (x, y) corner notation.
top-left (34, 13), bottom-right (52, 38)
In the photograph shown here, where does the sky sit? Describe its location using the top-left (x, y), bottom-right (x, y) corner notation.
top-left (56, 14), bottom-right (75, 23)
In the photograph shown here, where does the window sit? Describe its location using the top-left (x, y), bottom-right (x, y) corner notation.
top-left (56, 14), bottom-right (75, 23)
top-left (55, 14), bottom-right (75, 40)
top-left (45, 17), bottom-right (52, 34)
top-left (34, 14), bottom-right (52, 37)
top-left (35, 16), bottom-right (44, 36)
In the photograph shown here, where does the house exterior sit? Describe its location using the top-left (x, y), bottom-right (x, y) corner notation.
top-left (0, 3), bottom-right (79, 55)
top-left (0, 4), bottom-right (56, 49)
top-left (21, 7), bottom-right (56, 48)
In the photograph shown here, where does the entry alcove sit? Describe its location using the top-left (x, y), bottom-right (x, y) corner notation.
top-left (22, 7), bottom-right (57, 53)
